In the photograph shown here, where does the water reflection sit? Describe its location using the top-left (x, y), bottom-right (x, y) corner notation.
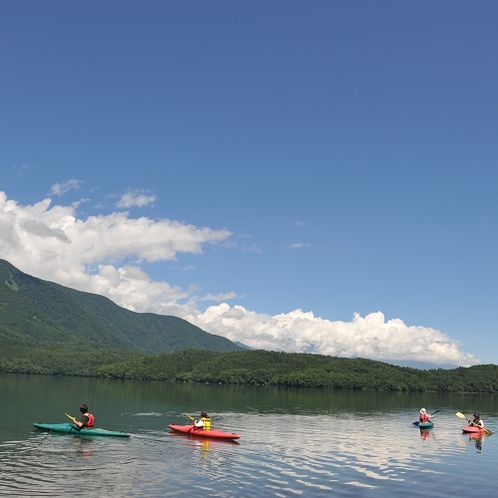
top-left (1, 374), bottom-right (498, 497)
top-left (419, 429), bottom-right (430, 441)
top-left (464, 432), bottom-right (492, 453)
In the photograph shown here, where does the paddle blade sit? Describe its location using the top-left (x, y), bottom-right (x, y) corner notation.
top-left (412, 421), bottom-right (420, 426)
top-left (456, 412), bottom-right (467, 419)
top-left (64, 412), bottom-right (75, 421)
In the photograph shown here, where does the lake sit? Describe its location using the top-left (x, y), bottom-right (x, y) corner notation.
top-left (0, 373), bottom-right (497, 497)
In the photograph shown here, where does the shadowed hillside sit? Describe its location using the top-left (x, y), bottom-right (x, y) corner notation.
top-left (0, 259), bottom-right (241, 354)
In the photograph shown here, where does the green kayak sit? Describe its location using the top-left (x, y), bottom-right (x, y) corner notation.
top-left (33, 422), bottom-right (131, 437)
top-left (418, 421), bottom-right (434, 429)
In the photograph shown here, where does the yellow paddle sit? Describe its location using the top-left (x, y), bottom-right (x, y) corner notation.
top-left (65, 412), bottom-right (76, 423)
top-left (65, 412), bottom-right (82, 430)
top-left (456, 411), bottom-right (493, 435)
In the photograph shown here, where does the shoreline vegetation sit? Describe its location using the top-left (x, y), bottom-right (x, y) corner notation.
top-left (1, 345), bottom-right (498, 393)
top-left (1, 259), bottom-right (497, 394)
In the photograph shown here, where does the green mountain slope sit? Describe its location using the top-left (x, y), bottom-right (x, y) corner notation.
top-left (0, 259), bottom-right (241, 354)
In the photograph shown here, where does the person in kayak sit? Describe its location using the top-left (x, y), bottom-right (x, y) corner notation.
top-left (71, 404), bottom-right (96, 428)
top-left (193, 411), bottom-right (212, 431)
top-left (469, 412), bottom-right (484, 428)
top-left (419, 408), bottom-right (434, 423)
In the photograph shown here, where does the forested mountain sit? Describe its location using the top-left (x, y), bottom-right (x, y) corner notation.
top-left (97, 349), bottom-right (498, 393)
top-left (2, 259), bottom-right (498, 393)
top-left (0, 259), bottom-right (241, 354)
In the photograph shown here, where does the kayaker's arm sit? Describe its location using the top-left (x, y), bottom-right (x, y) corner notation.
top-left (65, 412), bottom-right (81, 426)
top-left (64, 411), bottom-right (85, 427)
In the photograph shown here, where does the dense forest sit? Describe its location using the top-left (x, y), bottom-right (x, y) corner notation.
top-left (96, 349), bottom-right (498, 393)
top-left (3, 340), bottom-right (497, 393)
top-left (0, 335), bottom-right (139, 376)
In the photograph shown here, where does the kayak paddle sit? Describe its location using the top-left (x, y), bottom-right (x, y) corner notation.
top-left (185, 413), bottom-right (195, 421)
top-left (456, 411), bottom-right (493, 435)
top-left (412, 409), bottom-right (440, 426)
top-left (65, 412), bottom-right (82, 430)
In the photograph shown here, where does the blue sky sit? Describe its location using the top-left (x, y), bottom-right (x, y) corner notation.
top-left (1, 1), bottom-right (497, 366)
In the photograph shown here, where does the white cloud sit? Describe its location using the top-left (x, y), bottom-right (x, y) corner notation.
top-left (199, 291), bottom-right (238, 302)
top-left (0, 190), bottom-right (480, 367)
top-left (0, 190), bottom-right (230, 312)
top-left (116, 189), bottom-right (156, 208)
top-left (50, 179), bottom-right (82, 196)
top-left (186, 305), bottom-right (479, 367)
top-left (289, 242), bottom-right (310, 248)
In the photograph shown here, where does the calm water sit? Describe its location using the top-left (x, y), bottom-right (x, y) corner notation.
top-left (0, 374), bottom-right (497, 497)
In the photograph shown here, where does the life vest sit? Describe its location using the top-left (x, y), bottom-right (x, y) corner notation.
top-left (83, 412), bottom-right (95, 428)
top-left (419, 413), bottom-right (429, 423)
top-left (201, 417), bottom-right (211, 431)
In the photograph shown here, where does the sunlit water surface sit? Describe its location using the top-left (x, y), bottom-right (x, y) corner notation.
top-left (0, 374), bottom-right (496, 497)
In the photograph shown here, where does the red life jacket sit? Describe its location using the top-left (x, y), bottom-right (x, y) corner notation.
top-left (419, 413), bottom-right (429, 423)
top-left (83, 412), bottom-right (95, 428)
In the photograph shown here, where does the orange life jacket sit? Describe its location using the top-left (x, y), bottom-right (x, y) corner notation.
top-left (419, 413), bottom-right (429, 423)
top-left (83, 412), bottom-right (95, 428)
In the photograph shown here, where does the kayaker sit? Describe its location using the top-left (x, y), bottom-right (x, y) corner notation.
top-left (419, 408), bottom-right (434, 423)
top-left (469, 412), bottom-right (484, 428)
top-left (193, 411), bottom-right (212, 431)
top-left (71, 404), bottom-right (96, 428)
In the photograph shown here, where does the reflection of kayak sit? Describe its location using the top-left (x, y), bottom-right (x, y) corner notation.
top-left (418, 421), bottom-right (434, 429)
top-left (462, 425), bottom-right (488, 435)
top-left (169, 424), bottom-right (240, 440)
top-left (33, 422), bottom-right (131, 437)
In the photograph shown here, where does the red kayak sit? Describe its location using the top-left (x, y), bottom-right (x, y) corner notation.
top-left (169, 424), bottom-right (240, 440)
top-left (462, 425), bottom-right (488, 434)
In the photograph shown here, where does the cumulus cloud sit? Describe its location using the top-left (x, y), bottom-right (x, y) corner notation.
top-left (50, 179), bottom-right (82, 196)
top-left (0, 190), bottom-right (480, 367)
top-left (0, 190), bottom-right (230, 312)
top-left (186, 305), bottom-right (479, 367)
top-left (116, 189), bottom-right (156, 208)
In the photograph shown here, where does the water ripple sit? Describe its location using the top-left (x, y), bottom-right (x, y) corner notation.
top-left (1, 408), bottom-right (497, 497)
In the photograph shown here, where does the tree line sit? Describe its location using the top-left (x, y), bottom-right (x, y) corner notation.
top-left (2, 342), bottom-right (498, 393)
top-left (97, 349), bottom-right (498, 393)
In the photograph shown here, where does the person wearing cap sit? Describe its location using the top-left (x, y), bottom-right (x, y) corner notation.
top-left (469, 412), bottom-right (484, 428)
top-left (193, 411), bottom-right (212, 431)
top-left (419, 408), bottom-right (434, 423)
